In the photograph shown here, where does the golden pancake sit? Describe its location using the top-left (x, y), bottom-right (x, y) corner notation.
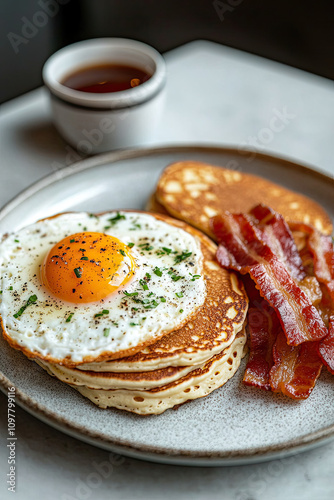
top-left (72, 328), bottom-right (247, 415)
top-left (154, 161), bottom-right (333, 237)
top-left (36, 358), bottom-right (202, 390)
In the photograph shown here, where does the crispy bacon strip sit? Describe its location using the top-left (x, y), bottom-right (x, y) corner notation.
top-left (287, 221), bottom-right (334, 371)
top-left (289, 221), bottom-right (334, 305)
top-left (242, 276), bottom-right (322, 398)
top-left (309, 233), bottom-right (334, 302)
top-left (319, 317), bottom-right (334, 374)
top-left (242, 277), bottom-right (279, 390)
top-left (212, 212), bottom-right (328, 345)
top-left (250, 204), bottom-right (306, 282)
top-left (270, 330), bottom-right (323, 399)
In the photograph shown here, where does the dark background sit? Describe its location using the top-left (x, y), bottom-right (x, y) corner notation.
top-left (1, 0), bottom-right (334, 104)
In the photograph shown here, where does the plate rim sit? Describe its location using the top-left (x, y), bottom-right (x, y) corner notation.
top-left (1, 144), bottom-right (333, 224)
top-left (1, 372), bottom-right (334, 466)
top-left (1, 144), bottom-right (334, 465)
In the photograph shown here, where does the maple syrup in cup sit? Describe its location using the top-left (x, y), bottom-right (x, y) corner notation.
top-left (42, 38), bottom-right (166, 153)
top-left (62, 64), bottom-right (152, 93)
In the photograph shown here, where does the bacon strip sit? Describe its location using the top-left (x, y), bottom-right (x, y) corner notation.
top-left (319, 317), bottom-right (334, 374)
top-left (289, 221), bottom-right (334, 306)
top-left (287, 221), bottom-right (334, 371)
top-left (270, 331), bottom-right (323, 399)
top-left (250, 204), bottom-right (306, 282)
top-left (243, 275), bottom-right (323, 398)
top-left (306, 232), bottom-right (334, 305)
top-left (242, 277), bottom-right (279, 390)
top-left (212, 212), bottom-right (328, 345)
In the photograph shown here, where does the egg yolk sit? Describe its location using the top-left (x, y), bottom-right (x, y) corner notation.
top-left (41, 232), bottom-right (136, 303)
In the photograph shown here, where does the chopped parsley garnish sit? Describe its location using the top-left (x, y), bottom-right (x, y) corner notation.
top-left (80, 256), bottom-right (89, 261)
top-left (156, 247), bottom-right (178, 256)
top-left (153, 267), bottom-right (162, 277)
top-left (13, 294), bottom-right (37, 318)
top-left (123, 291), bottom-right (139, 297)
top-left (175, 292), bottom-right (184, 298)
top-left (143, 299), bottom-right (159, 309)
top-left (123, 292), bottom-right (166, 309)
top-left (179, 309), bottom-right (184, 313)
top-left (8, 286), bottom-right (13, 291)
top-left (66, 313), bottom-right (74, 323)
top-left (127, 242), bottom-right (134, 248)
top-left (83, 227), bottom-right (87, 231)
top-left (94, 309), bottom-right (109, 318)
top-left (145, 272), bottom-right (151, 280)
top-left (129, 223), bottom-right (141, 230)
top-left (74, 267), bottom-right (82, 278)
top-left (170, 274), bottom-right (183, 282)
top-left (130, 322), bottom-right (138, 326)
top-left (14, 239), bottom-right (19, 243)
top-left (190, 273), bottom-right (201, 281)
top-left (119, 249), bottom-right (126, 257)
top-left (70, 239), bottom-right (75, 243)
top-left (140, 279), bottom-right (149, 291)
top-left (139, 243), bottom-right (154, 251)
top-left (103, 328), bottom-right (110, 337)
top-left (174, 251), bottom-right (192, 264)
top-left (89, 213), bottom-right (98, 218)
top-left (108, 212), bottom-right (126, 225)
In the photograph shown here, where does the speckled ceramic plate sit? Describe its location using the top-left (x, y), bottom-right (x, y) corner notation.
top-left (0, 146), bottom-right (333, 466)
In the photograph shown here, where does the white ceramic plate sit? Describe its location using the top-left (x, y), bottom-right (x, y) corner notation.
top-left (0, 146), bottom-right (333, 466)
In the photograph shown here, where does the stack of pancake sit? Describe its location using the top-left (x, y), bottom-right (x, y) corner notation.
top-left (36, 224), bottom-right (248, 415)
top-left (4, 160), bottom-right (330, 415)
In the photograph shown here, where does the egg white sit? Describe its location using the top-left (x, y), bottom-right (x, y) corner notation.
top-left (0, 212), bottom-right (206, 363)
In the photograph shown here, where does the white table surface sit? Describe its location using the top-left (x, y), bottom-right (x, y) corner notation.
top-left (0, 40), bottom-right (334, 499)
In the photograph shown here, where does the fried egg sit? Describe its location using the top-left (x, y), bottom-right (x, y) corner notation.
top-left (0, 212), bottom-right (206, 365)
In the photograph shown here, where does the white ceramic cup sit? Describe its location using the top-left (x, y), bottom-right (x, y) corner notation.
top-left (43, 38), bottom-right (166, 154)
